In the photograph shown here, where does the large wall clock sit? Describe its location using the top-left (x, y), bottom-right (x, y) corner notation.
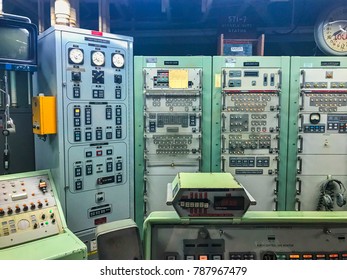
top-left (314, 5), bottom-right (347, 55)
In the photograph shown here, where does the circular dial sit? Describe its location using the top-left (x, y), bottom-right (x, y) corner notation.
top-left (91, 51), bottom-right (105, 66)
top-left (69, 48), bottom-right (84, 64)
top-left (314, 6), bottom-right (347, 55)
top-left (310, 113), bottom-right (321, 124)
top-left (112, 53), bottom-right (125, 68)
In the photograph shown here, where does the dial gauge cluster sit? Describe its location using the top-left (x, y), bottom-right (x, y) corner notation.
top-left (68, 47), bottom-right (126, 68)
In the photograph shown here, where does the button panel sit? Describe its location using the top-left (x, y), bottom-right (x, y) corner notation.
top-left (0, 173), bottom-right (63, 248)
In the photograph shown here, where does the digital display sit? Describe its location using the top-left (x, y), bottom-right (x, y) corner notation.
top-left (214, 196), bottom-right (244, 210)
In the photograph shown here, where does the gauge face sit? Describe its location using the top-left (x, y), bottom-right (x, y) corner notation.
top-left (314, 6), bottom-right (347, 55)
top-left (112, 53), bottom-right (125, 68)
top-left (310, 113), bottom-right (321, 124)
top-left (91, 51), bottom-right (105, 66)
top-left (68, 48), bottom-right (84, 64)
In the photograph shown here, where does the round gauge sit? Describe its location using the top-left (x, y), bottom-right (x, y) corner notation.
top-left (310, 113), bottom-right (321, 124)
top-left (314, 5), bottom-right (347, 55)
top-left (91, 51), bottom-right (105, 66)
top-left (112, 53), bottom-right (125, 68)
top-left (68, 48), bottom-right (84, 64)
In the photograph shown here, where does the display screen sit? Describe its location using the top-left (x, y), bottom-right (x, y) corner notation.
top-left (214, 196), bottom-right (245, 210)
top-left (0, 27), bottom-right (30, 60)
top-left (0, 19), bottom-right (37, 67)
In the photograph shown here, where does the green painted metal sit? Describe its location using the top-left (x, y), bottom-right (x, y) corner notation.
top-left (134, 56), bottom-right (212, 231)
top-left (143, 210), bottom-right (347, 259)
top-left (0, 228), bottom-right (87, 260)
top-left (172, 172), bottom-right (243, 190)
top-left (211, 56), bottom-right (291, 210)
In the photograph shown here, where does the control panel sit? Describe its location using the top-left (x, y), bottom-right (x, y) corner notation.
top-left (167, 173), bottom-right (255, 218)
top-left (134, 56), bottom-right (211, 224)
top-left (212, 57), bottom-right (290, 211)
top-left (0, 170), bottom-right (87, 260)
top-left (0, 172), bottom-right (63, 248)
top-left (35, 25), bottom-right (133, 254)
top-left (144, 211), bottom-right (347, 260)
top-left (287, 57), bottom-right (347, 211)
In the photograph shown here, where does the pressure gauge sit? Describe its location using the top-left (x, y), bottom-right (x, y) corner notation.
top-left (314, 5), bottom-right (347, 55)
top-left (68, 48), bottom-right (84, 65)
top-left (112, 53), bottom-right (125, 68)
top-left (91, 51), bottom-right (105, 66)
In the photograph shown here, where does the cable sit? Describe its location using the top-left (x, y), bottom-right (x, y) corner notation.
top-left (316, 179), bottom-right (346, 211)
top-left (1, 71), bottom-right (14, 172)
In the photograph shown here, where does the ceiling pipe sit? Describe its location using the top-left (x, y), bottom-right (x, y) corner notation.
top-left (99, 0), bottom-right (110, 32)
top-left (54, 0), bottom-right (71, 26)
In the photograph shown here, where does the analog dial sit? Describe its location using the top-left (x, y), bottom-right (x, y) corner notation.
top-left (91, 51), bottom-right (105, 66)
top-left (314, 6), bottom-right (347, 55)
top-left (69, 48), bottom-right (84, 64)
top-left (92, 70), bottom-right (105, 84)
top-left (112, 53), bottom-right (125, 68)
top-left (310, 113), bottom-right (321, 124)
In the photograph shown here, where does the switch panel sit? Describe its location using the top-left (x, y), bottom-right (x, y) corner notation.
top-left (212, 56), bottom-right (290, 211)
top-left (145, 212), bottom-right (347, 260)
top-left (134, 56), bottom-right (212, 223)
top-left (287, 57), bottom-right (347, 211)
top-left (35, 25), bottom-right (133, 254)
top-left (0, 171), bottom-right (63, 249)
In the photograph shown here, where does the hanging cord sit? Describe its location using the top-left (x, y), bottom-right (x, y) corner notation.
top-left (1, 71), bottom-right (13, 172)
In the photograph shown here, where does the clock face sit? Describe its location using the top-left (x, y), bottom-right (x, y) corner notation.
top-left (68, 48), bottom-right (84, 64)
top-left (112, 53), bottom-right (125, 68)
top-left (314, 6), bottom-right (347, 55)
top-left (91, 51), bottom-right (105, 66)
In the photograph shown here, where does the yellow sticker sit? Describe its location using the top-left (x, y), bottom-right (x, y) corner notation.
top-left (169, 69), bottom-right (188, 89)
top-left (215, 74), bottom-right (221, 88)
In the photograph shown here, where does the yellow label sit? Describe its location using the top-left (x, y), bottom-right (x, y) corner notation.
top-left (169, 69), bottom-right (188, 89)
top-left (215, 74), bottom-right (221, 88)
